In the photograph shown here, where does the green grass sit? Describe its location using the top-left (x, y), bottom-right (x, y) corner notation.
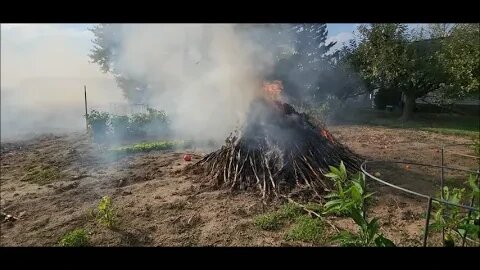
top-left (304, 202), bottom-right (323, 213)
top-left (277, 203), bottom-right (304, 219)
top-left (285, 215), bottom-right (325, 243)
top-left (253, 203), bottom-right (303, 231)
top-left (335, 108), bottom-right (479, 139)
top-left (110, 140), bottom-right (184, 155)
top-left (253, 213), bottom-right (284, 231)
top-left (59, 229), bottom-right (89, 247)
top-left (253, 202), bottom-right (327, 244)
top-left (20, 166), bottom-right (63, 185)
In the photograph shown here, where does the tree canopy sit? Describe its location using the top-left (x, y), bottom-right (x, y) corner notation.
top-left (340, 23), bottom-right (479, 120)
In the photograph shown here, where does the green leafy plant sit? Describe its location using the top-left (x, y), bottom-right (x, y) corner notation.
top-left (58, 228), bottom-right (89, 247)
top-left (94, 196), bottom-right (117, 229)
top-left (323, 161), bottom-right (374, 216)
top-left (324, 161), bottom-right (395, 247)
top-left (333, 208), bottom-right (395, 247)
top-left (429, 174), bottom-right (480, 246)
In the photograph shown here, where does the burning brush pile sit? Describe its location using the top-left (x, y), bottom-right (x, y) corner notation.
top-left (187, 81), bottom-right (361, 199)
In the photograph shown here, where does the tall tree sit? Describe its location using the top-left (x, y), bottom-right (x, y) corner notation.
top-left (437, 23), bottom-right (480, 99)
top-left (89, 24), bottom-right (149, 103)
top-left (348, 24), bottom-right (449, 120)
top-left (270, 24), bottom-right (336, 105)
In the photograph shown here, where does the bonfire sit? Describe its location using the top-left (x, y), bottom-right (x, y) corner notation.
top-left (187, 80), bottom-right (361, 199)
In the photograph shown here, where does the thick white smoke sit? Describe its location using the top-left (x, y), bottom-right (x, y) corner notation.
top-left (1, 24), bottom-right (125, 141)
top-left (109, 24), bottom-right (292, 142)
top-left (1, 24), bottom-right (295, 143)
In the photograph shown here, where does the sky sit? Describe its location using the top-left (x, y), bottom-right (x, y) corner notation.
top-left (2, 23), bottom-right (424, 87)
top-left (0, 23), bottom-right (358, 87)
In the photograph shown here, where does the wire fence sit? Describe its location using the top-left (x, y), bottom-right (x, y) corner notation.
top-left (360, 143), bottom-right (479, 247)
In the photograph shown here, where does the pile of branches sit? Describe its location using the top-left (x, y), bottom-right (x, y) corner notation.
top-left (187, 97), bottom-right (361, 199)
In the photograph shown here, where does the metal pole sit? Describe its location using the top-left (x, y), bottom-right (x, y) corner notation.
top-left (363, 167), bottom-right (367, 219)
top-left (423, 197), bottom-right (433, 247)
top-left (441, 145), bottom-right (445, 197)
top-left (84, 85), bottom-right (88, 132)
top-left (462, 196), bottom-right (476, 247)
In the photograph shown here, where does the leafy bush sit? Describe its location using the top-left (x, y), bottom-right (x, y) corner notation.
top-left (86, 107), bottom-right (171, 143)
top-left (59, 229), bottom-right (89, 247)
top-left (87, 110), bottom-right (111, 142)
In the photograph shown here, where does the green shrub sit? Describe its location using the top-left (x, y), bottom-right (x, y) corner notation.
top-left (95, 196), bottom-right (117, 229)
top-left (87, 110), bottom-right (111, 142)
top-left (59, 229), bottom-right (89, 247)
top-left (87, 107), bottom-right (170, 142)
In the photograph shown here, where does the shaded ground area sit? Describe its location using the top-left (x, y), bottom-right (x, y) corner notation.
top-left (1, 126), bottom-right (478, 246)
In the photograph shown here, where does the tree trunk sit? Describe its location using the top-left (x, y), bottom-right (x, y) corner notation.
top-left (401, 92), bottom-right (415, 121)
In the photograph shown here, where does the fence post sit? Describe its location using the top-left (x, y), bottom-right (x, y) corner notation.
top-left (423, 197), bottom-right (433, 247)
top-left (84, 85), bottom-right (88, 133)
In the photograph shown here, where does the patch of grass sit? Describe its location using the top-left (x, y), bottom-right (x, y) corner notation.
top-left (253, 213), bottom-right (283, 231)
top-left (110, 140), bottom-right (184, 155)
top-left (20, 166), bottom-right (63, 185)
top-left (285, 215), bottom-right (325, 243)
top-left (335, 108), bottom-right (479, 138)
top-left (253, 203), bottom-right (310, 231)
top-left (58, 228), bottom-right (89, 247)
top-left (253, 203), bottom-right (304, 231)
top-left (304, 202), bottom-right (323, 213)
top-left (420, 127), bottom-right (479, 138)
top-left (277, 203), bottom-right (304, 219)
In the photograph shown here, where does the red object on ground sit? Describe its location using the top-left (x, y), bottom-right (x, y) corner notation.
top-left (183, 154), bottom-right (192, 161)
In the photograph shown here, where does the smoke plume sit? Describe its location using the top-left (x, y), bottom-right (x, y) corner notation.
top-left (107, 24), bottom-right (294, 142)
top-left (1, 24), bottom-right (124, 141)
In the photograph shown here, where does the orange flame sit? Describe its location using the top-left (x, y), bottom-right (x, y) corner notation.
top-left (262, 80), bottom-right (283, 100)
top-left (320, 128), bottom-right (335, 143)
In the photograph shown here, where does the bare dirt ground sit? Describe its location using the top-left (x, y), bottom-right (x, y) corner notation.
top-left (1, 125), bottom-right (478, 246)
